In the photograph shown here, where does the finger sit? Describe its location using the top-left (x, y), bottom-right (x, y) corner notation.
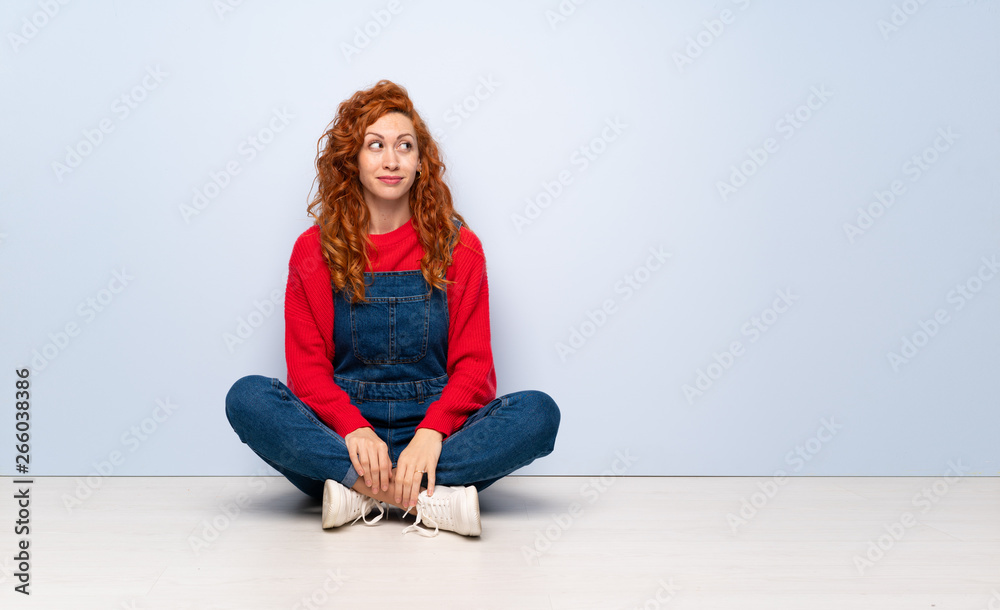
top-left (373, 447), bottom-right (389, 492)
top-left (366, 446), bottom-right (381, 490)
top-left (344, 439), bottom-right (361, 475)
top-left (426, 469), bottom-right (435, 498)
top-left (394, 457), bottom-right (411, 506)
top-left (347, 444), bottom-right (363, 479)
top-left (347, 440), bottom-right (366, 481)
top-left (402, 472), bottom-right (413, 509)
top-left (378, 447), bottom-right (391, 492)
top-left (357, 445), bottom-right (376, 488)
top-left (407, 468), bottom-right (422, 509)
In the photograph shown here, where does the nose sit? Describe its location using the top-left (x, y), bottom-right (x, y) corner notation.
top-left (382, 147), bottom-right (399, 170)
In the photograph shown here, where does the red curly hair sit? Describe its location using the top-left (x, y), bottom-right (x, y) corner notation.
top-left (307, 79), bottom-right (468, 303)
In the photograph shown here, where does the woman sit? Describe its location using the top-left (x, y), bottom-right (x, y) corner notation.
top-left (225, 80), bottom-right (560, 537)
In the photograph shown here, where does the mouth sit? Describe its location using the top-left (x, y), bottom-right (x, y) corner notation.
top-left (377, 176), bottom-right (403, 185)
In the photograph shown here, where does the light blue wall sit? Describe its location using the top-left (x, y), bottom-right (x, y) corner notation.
top-left (2, 0), bottom-right (997, 477)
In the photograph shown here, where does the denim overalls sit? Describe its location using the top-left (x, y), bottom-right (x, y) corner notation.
top-left (331, 225), bottom-right (456, 466)
top-left (225, 220), bottom-right (561, 501)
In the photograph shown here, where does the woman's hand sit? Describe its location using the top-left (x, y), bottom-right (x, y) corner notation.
top-left (344, 427), bottom-right (391, 492)
top-left (395, 428), bottom-right (444, 510)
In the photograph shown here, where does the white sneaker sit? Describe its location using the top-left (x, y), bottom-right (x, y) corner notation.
top-left (322, 480), bottom-right (386, 529)
top-left (401, 485), bottom-right (481, 537)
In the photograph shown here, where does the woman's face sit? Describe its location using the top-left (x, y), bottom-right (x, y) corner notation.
top-left (358, 111), bottom-right (420, 209)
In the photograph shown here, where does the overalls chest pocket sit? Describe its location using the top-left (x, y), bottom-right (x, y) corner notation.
top-left (349, 291), bottom-right (431, 364)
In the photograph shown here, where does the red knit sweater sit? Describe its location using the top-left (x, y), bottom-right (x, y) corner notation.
top-left (283, 219), bottom-right (496, 440)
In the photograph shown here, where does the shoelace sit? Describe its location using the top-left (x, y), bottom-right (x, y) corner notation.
top-left (350, 496), bottom-right (387, 526)
top-left (401, 505), bottom-right (439, 537)
top-left (400, 496), bottom-right (451, 537)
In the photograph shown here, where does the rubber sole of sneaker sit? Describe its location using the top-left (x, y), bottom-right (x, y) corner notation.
top-left (321, 480), bottom-right (343, 529)
top-left (461, 486), bottom-right (482, 537)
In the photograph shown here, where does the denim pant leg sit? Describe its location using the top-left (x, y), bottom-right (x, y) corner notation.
top-left (434, 390), bottom-right (560, 492)
top-left (225, 375), bottom-right (359, 501)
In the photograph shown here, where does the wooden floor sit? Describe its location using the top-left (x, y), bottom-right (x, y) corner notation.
top-left (1, 476), bottom-right (998, 609)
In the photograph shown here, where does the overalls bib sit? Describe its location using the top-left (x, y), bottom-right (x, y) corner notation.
top-left (330, 220), bottom-right (460, 465)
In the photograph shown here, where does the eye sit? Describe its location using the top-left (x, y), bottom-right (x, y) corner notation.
top-left (399, 141), bottom-right (413, 151)
top-left (368, 140), bottom-right (383, 150)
